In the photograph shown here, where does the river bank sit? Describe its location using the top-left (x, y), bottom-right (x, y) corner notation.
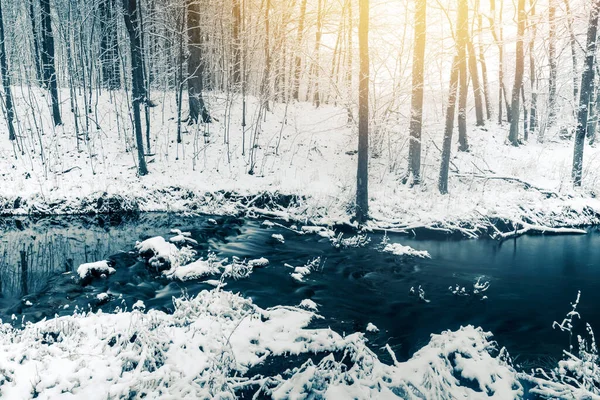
top-left (2, 89), bottom-right (600, 237)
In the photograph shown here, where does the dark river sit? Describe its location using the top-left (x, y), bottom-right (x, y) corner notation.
top-left (0, 213), bottom-right (598, 375)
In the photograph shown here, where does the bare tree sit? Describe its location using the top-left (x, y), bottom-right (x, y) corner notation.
top-left (439, 55), bottom-right (460, 194)
top-left (457, 0), bottom-right (468, 151)
top-left (187, 0), bottom-right (211, 123)
top-left (508, 0), bottom-right (525, 146)
top-left (98, 0), bottom-right (121, 90)
top-left (356, 0), bottom-right (369, 223)
top-left (232, 0), bottom-right (242, 86)
top-left (548, 0), bottom-right (557, 127)
top-left (0, 0), bottom-right (15, 141)
top-left (528, 0), bottom-right (537, 136)
top-left (292, 0), bottom-right (308, 101)
top-left (40, 0), bottom-right (61, 126)
top-left (407, 0), bottom-right (426, 183)
top-left (123, 0), bottom-right (148, 176)
top-left (28, 0), bottom-right (43, 85)
top-left (572, 0), bottom-right (600, 186)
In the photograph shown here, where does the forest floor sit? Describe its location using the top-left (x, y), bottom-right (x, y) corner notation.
top-left (2, 87), bottom-right (600, 236)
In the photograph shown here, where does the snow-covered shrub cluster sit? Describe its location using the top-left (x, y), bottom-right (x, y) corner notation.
top-left (266, 326), bottom-right (523, 399)
top-left (288, 257), bottom-right (323, 282)
top-left (524, 291), bottom-right (600, 399)
top-left (0, 287), bottom-right (525, 399)
top-left (135, 236), bottom-right (196, 272)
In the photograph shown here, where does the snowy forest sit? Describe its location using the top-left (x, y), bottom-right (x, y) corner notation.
top-left (1, 0), bottom-right (600, 398)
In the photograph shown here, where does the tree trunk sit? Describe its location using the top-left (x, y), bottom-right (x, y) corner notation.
top-left (477, 3), bottom-right (491, 120)
top-left (508, 0), bottom-right (525, 146)
top-left (572, 0), bottom-right (600, 186)
top-left (439, 54), bottom-right (460, 195)
top-left (563, 0), bottom-right (578, 104)
top-left (261, 0), bottom-right (271, 109)
top-left (292, 0), bottom-right (307, 101)
top-left (40, 0), bottom-right (61, 126)
top-left (529, 0), bottom-right (537, 135)
top-left (407, 0), bottom-right (425, 183)
top-left (548, 0), bottom-right (557, 126)
top-left (457, 0), bottom-right (469, 151)
top-left (311, 0), bottom-right (323, 107)
top-left (28, 0), bottom-right (43, 86)
top-left (346, 0), bottom-right (353, 121)
top-left (467, 34), bottom-right (484, 126)
top-left (0, 0), bottom-right (16, 141)
top-left (123, 0), bottom-right (148, 176)
top-left (232, 0), bottom-right (241, 87)
top-left (356, 0), bottom-right (369, 223)
top-left (187, 0), bottom-right (211, 123)
top-left (99, 0), bottom-right (121, 89)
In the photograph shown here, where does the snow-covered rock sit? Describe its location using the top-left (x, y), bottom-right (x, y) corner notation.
top-left (76, 260), bottom-right (116, 280)
top-left (382, 243), bottom-right (431, 258)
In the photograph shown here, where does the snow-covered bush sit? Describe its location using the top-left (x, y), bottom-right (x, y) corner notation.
top-left (524, 291), bottom-right (600, 399)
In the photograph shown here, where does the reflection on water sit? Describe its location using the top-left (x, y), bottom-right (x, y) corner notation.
top-left (0, 214), bottom-right (599, 372)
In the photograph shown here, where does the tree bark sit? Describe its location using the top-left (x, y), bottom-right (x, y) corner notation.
top-left (548, 0), bottom-right (557, 126)
top-left (0, 0), bottom-right (15, 141)
top-left (28, 0), bottom-right (43, 86)
top-left (292, 0), bottom-right (307, 101)
top-left (439, 54), bottom-right (460, 195)
top-left (457, 0), bottom-right (469, 151)
top-left (467, 34), bottom-right (484, 126)
top-left (187, 0), bottom-right (211, 123)
top-left (99, 0), bottom-right (121, 90)
top-left (311, 0), bottom-right (323, 107)
top-left (572, 0), bottom-right (600, 186)
top-left (356, 0), bottom-right (369, 223)
top-left (232, 0), bottom-right (241, 86)
top-left (40, 0), bottom-right (61, 126)
top-left (508, 0), bottom-right (525, 146)
top-left (528, 0), bottom-right (537, 135)
top-left (563, 0), bottom-right (578, 104)
top-left (477, 2), bottom-right (491, 120)
top-left (407, 0), bottom-right (426, 183)
top-left (123, 0), bottom-right (148, 176)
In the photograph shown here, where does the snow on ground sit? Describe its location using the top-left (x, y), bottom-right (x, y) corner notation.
top-left (2, 88), bottom-right (600, 235)
top-left (0, 287), bottom-right (527, 399)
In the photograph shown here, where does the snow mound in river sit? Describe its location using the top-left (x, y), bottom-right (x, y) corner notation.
top-left (382, 242), bottom-right (431, 258)
top-left (76, 260), bottom-right (115, 279)
top-left (0, 289), bottom-right (524, 399)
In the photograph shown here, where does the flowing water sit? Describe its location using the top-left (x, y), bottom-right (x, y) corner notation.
top-left (1, 213), bottom-right (599, 375)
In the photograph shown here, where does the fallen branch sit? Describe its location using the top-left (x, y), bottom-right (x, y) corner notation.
top-left (452, 173), bottom-right (559, 198)
top-left (494, 223), bottom-right (587, 240)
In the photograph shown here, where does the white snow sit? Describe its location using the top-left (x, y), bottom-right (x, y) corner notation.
top-left (271, 233), bottom-right (285, 243)
top-left (366, 322), bottom-right (379, 333)
top-left (202, 279), bottom-right (224, 287)
top-left (132, 300), bottom-right (145, 311)
top-left (383, 243), bottom-right (431, 258)
top-left (96, 293), bottom-right (109, 302)
top-left (168, 229), bottom-right (198, 245)
top-left (301, 226), bottom-right (336, 238)
top-left (169, 258), bottom-right (222, 281)
top-left (0, 288), bottom-right (525, 399)
top-left (299, 299), bottom-right (318, 311)
top-left (135, 236), bottom-right (196, 271)
top-left (248, 257), bottom-right (269, 267)
top-left (76, 260), bottom-right (115, 279)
